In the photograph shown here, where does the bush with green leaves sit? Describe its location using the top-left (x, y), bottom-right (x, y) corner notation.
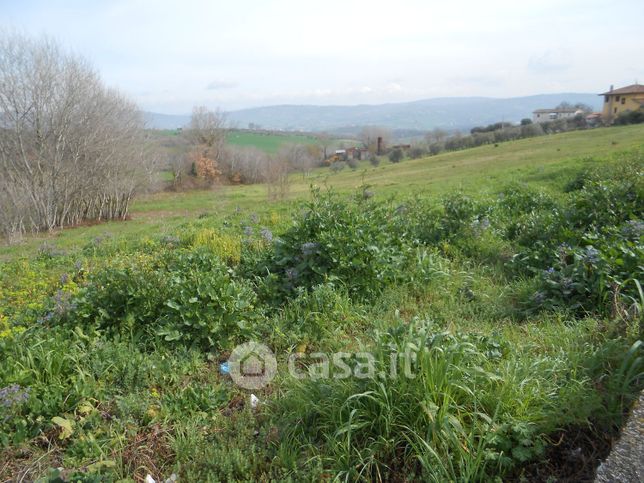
top-left (400, 193), bottom-right (490, 248)
top-left (614, 109), bottom-right (644, 125)
top-left (65, 249), bottom-right (260, 350)
top-left (483, 156), bottom-right (643, 314)
top-left (261, 190), bottom-right (411, 300)
top-left (567, 174), bottom-right (642, 230)
top-left (532, 226), bottom-right (643, 313)
top-left (388, 148), bottom-right (404, 163)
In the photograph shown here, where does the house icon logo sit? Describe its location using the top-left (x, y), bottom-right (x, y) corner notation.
top-left (228, 342), bottom-right (277, 389)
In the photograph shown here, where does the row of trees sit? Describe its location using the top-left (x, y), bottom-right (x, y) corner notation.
top-left (164, 108), bottom-right (323, 199)
top-left (0, 33), bottom-right (156, 240)
top-left (416, 113), bottom-right (595, 157)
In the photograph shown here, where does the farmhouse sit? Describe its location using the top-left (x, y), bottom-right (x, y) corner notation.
top-left (532, 107), bottom-right (581, 124)
top-left (600, 84), bottom-right (644, 122)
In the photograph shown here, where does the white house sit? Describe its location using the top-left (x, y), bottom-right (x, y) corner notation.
top-left (532, 108), bottom-right (582, 124)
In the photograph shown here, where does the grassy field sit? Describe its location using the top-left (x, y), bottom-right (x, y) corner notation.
top-left (226, 130), bottom-right (321, 153)
top-left (0, 123), bottom-right (642, 481)
top-left (2, 124), bottom-right (643, 259)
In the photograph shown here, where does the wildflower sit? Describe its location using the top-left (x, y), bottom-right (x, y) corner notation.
top-left (583, 246), bottom-right (601, 264)
top-left (0, 384), bottom-right (30, 408)
top-left (561, 277), bottom-right (573, 291)
top-left (60, 273), bottom-right (69, 285)
top-left (260, 228), bottom-right (273, 243)
top-left (471, 216), bottom-right (490, 234)
top-left (557, 243), bottom-right (572, 262)
top-left (622, 220), bottom-right (644, 239)
top-left (40, 311), bottom-right (55, 324)
top-left (243, 226), bottom-right (253, 236)
top-left (285, 268), bottom-right (298, 281)
top-left (301, 242), bottom-right (319, 256)
top-left (394, 204), bottom-right (408, 215)
top-left (249, 213), bottom-right (259, 224)
top-left (161, 235), bottom-right (180, 246)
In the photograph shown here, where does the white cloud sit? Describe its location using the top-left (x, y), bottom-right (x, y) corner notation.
top-left (206, 80), bottom-right (239, 90)
top-left (2, 0), bottom-right (643, 112)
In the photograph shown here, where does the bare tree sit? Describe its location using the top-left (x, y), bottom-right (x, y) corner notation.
top-left (186, 106), bottom-right (226, 161)
top-left (221, 146), bottom-right (268, 184)
top-left (316, 132), bottom-right (333, 159)
top-left (279, 143), bottom-right (316, 178)
top-left (425, 128), bottom-right (448, 146)
top-left (263, 155), bottom-right (290, 201)
top-left (359, 126), bottom-right (391, 155)
top-left (0, 32), bottom-right (154, 238)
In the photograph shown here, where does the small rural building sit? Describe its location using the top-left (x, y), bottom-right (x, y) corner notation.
top-left (600, 84), bottom-right (644, 122)
top-left (532, 108), bottom-right (581, 124)
top-left (585, 112), bottom-right (603, 127)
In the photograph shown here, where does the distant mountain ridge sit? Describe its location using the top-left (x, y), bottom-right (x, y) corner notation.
top-left (144, 93), bottom-right (601, 132)
top-left (143, 112), bottom-right (191, 130)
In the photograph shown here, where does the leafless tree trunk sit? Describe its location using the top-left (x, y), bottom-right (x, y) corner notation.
top-left (263, 155), bottom-right (290, 201)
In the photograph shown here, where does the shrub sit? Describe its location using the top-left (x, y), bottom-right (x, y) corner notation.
top-left (440, 192), bottom-right (487, 240)
top-left (262, 190), bottom-right (410, 300)
top-left (567, 175), bottom-right (643, 230)
top-left (532, 228), bottom-right (643, 314)
top-left (428, 142), bottom-right (444, 155)
top-left (64, 249), bottom-right (260, 350)
top-left (614, 110), bottom-right (644, 125)
top-left (388, 148), bottom-right (403, 163)
top-left (330, 161), bottom-right (346, 173)
top-left (408, 146), bottom-right (426, 159)
top-left (497, 184), bottom-right (557, 218)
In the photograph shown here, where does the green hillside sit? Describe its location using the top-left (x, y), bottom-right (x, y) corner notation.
top-left (225, 130), bottom-right (320, 153)
top-left (0, 124), bottom-right (642, 481)
top-left (2, 124), bottom-right (642, 259)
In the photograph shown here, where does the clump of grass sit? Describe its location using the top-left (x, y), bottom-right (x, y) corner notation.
top-left (269, 316), bottom-right (642, 481)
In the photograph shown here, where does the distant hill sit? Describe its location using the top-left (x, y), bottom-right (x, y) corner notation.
top-left (144, 93), bottom-right (602, 132)
top-left (143, 112), bottom-right (191, 130)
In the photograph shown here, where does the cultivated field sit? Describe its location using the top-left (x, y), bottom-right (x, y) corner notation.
top-left (225, 130), bottom-right (322, 153)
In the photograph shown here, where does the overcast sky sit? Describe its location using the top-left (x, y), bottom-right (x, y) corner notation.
top-left (2, 0), bottom-right (643, 114)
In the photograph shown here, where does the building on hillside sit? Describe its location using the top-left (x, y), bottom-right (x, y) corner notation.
top-left (532, 108), bottom-right (581, 124)
top-left (585, 112), bottom-right (603, 127)
top-left (600, 84), bottom-right (644, 122)
top-left (345, 146), bottom-right (369, 160)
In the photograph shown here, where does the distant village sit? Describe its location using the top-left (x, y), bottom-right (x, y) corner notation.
top-left (533, 83), bottom-right (644, 126)
top-left (322, 83), bottom-right (644, 165)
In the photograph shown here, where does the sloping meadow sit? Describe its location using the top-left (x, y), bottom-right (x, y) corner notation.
top-left (0, 151), bottom-right (642, 481)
